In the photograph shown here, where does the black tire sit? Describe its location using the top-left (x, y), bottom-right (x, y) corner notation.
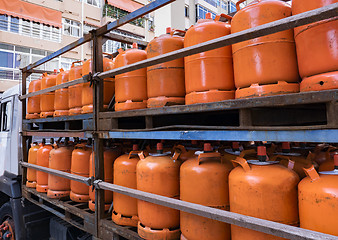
top-left (0, 202), bottom-right (13, 222)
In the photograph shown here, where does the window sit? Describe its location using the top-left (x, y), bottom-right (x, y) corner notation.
top-left (79, 0), bottom-right (101, 7)
top-left (228, 1), bottom-right (236, 13)
top-left (148, 17), bottom-right (154, 32)
top-left (0, 51), bottom-right (14, 68)
top-left (1, 100), bottom-right (12, 132)
top-left (221, 1), bottom-right (227, 10)
top-left (0, 14), bottom-right (8, 31)
top-left (196, 5), bottom-right (216, 21)
top-left (203, 0), bottom-right (218, 8)
top-left (185, 5), bottom-right (189, 18)
top-left (103, 4), bottom-right (145, 28)
top-left (22, 19), bottom-right (31, 36)
top-left (10, 17), bottom-right (19, 33)
top-left (0, 43), bottom-right (79, 82)
top-left (62, 18), bottom-right (81, 37)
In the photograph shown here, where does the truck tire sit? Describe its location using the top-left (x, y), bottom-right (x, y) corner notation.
top-left (0, 202), bottom-right (15, 240)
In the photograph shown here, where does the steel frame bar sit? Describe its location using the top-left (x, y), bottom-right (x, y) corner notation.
top-left (103, 129), bottom-right (338, 143)
top-left (20, 162), bottom-right (92, 186)
top-left (95, 181), bottom-right (338, 240)
top-left (24, 34), bottom-right (92, 72)
top-left (97, 3), bottom-right (338, 79)
top-left (19, 4), bottom-right (338, 100)
top-left (20, 77), bottom-right (86, 100)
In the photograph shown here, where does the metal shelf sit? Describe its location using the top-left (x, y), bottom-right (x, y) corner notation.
top-left (102, 129), bottom-right (338, 143)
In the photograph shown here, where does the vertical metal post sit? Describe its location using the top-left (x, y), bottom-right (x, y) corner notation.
top-left (92, 31), bottom-right (105, 239)
top-left (21, 71), bottom-right (31, 185)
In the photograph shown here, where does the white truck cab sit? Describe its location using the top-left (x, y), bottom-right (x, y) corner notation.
top-left (0, 85), bottom-right (22, 177)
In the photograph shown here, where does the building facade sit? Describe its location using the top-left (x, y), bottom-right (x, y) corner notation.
top-left (154, 0), bottom-right (252, 37)
top-left (0, 0), bottom-right (154, 92)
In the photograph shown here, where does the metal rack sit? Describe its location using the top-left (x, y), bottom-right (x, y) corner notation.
top-left (19, 1), bottom-right (338, 239)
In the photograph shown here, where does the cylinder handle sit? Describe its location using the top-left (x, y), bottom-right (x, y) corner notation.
top-left (304, 165), bottom-right (320, 181)
top-left (215, 14), bottom-right (232, 22)
top-left (232, 157), bottom-right (251, 172)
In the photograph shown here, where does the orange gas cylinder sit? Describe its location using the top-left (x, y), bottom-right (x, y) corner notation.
top-left (292, 0), bottom-right (338, 79)
top-left (172, 144), bottom-right (201, 162)
top-left (68, 61), bottom-right (83, 115)
top-left (26, 78), bottom-right (42, 119)
top-left (180, 143), bottom-right (231, 240)
top-left (219, 142), bottom-right (257, 165)
top-left (115, 43), bottom-right (147, 111)
top-left (313, 145), bottom-right (338, 165)
top-left (47, 139), bottom-right (73, 198)
top-left (271, 142), bottom-right (314, 179)
top-left (300, 71), bottom-right (338, 92)
top-left (112, 144), bottom-right (142, 227)
top-left (26, 142), bottom-right (40, 188)
top-left (54, 69), bottom-right (70, 117)
top-left (232, 0), bottom-right (299, 98)
top-left (137, 143), bottom-right (181, 239)
top-left (82, 55), bottom-right (115, 113)
top-left (146, 27), bottom-right (185, 108)
top-left (184, 13), bottom-right (235, 105)
top-left (89, 145), bottom-right (120, 211)
top-left (298, 156), bottom-right (338, 236)
top-left (70, 142), bottom-right (92, 202)
top-left (40, 71), bottom-right (57, 118)
top-left (36, 139), bottom-right (53, 193)
top-left (229, 146), bottom-right (300, 240)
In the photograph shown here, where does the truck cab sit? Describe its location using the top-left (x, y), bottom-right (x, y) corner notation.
top-left (0, 85), bottom-right (22, 177)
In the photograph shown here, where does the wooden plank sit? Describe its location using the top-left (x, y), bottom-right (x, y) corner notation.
top-left (23, 114), bottom-right (93, 124)
top-left (100, 219), bottom-right (143, 240)
top-left (98, 3), bottom-right (338, 79)
top-left (326, 101), bottom-right (338, 127)
top-left (96, 181), bottom-right (338, 240)
top-left (22, 131), bottom-right (86, 138)
top-left (20, 77), bottom-right (86, 100)
top-left (99, 90), bottom-right (338, 119)
top-left (22, 186), bottom-right (95, 235)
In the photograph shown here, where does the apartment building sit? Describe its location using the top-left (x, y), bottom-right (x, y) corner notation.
top-left (0, 0), bottom-right (154, 92)
top-left (154, 0), bottom-right (255, 36)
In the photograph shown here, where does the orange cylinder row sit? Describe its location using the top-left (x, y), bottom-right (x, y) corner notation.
top-left (88, 147), bottom-right (120, 211)
top-left (36, 142), bottom-right (53, 193)
top-left (136, 143), bottom-right (181, 239)
top-left (68, 62), bottom-right (83, 115)
top-left (82, 56), bottom-right (115, 114)
top-left (40, 72), bottom-right (57, 118)
top-left (70, 143), bottom-right (92, 202)
top-left (184, 13), bottom-right (235, 105)
top-left (47, 142), bottom-right (73, 199)
top-left (112, 144), bottom-right (141, 227)
top-left (54, 69), bottom-right (70, 117)
top-left (146, 28), bottom-right (185, 108)
top-left (26, 143), bottom-right (40, 188)
top-left (114, 43), bottom-right (148, 111)
top-left (26, 79), bottom-right (41, 119)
